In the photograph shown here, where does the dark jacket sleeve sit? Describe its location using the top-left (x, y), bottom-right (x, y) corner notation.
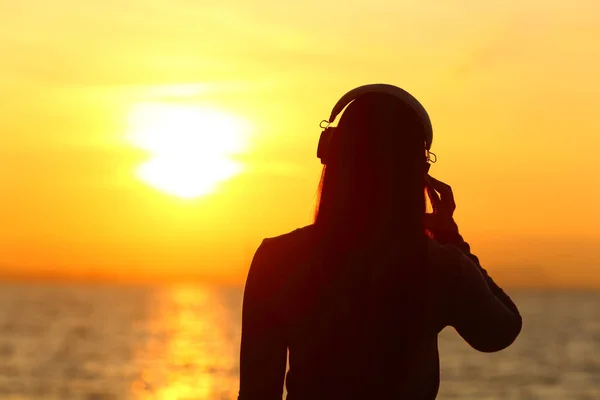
top-left (238, 239), bottom-right (287, 400)
top-left (434, 223), bottom-right (523, 352)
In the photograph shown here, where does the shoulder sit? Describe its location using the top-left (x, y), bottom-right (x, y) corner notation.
top-left (249, 225), bottom-right (315, 272)
top-left (259, 224), bottom-right (316, 258)
top-left (263, 224), bottom-right (315, 244)
top-left (246, 225), bottom-right (316, 296)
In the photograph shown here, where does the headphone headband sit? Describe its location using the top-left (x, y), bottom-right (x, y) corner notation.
top-left (326, 83), bottom-right (433, 150)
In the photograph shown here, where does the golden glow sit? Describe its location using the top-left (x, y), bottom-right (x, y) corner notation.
top-left (127, 102), bottom-right (251, 199)
top-left (131, 285), bottom-right (239, 399)
top-left (2, 0), bottom-right (600, 287)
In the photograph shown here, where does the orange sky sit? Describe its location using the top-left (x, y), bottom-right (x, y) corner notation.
top-left (1, 0), bottom-right (599, 287)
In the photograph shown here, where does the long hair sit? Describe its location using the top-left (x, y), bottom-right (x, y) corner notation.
top-left (314, 92), bottom-right (427, 245)
top-left (310, 92), bottom-right (430, 370)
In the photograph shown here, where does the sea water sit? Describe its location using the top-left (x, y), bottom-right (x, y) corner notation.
top-left (0, 283), bottom-right (598, 400)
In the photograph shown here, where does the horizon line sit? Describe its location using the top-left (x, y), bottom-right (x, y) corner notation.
top-left (1, 273), bottom-right (599, 291)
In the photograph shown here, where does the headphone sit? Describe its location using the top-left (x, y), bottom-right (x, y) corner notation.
top-left (316, 84), bottom-right (436, 171)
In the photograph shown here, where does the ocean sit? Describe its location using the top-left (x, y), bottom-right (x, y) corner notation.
top-left (0, 283), bottom-right (598, 400)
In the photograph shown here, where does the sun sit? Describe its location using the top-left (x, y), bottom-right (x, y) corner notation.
top-left (127, 102), bottom-right (251, 199)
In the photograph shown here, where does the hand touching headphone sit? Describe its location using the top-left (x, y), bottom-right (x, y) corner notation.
top-left (424, 175), bottom-right (458, 236)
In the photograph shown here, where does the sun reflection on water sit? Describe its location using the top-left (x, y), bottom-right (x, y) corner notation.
top-left (131, 285), bottom-right (240, 400)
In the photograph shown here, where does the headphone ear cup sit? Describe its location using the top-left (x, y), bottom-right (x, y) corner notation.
top-left (317, 127), bottom-right (336, 164)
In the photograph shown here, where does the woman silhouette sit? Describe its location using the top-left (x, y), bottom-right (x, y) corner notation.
top-left (238, 85), bottom-right (522, 400)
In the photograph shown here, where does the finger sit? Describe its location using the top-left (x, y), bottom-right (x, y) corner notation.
top-left (427, 176), bottom-right (455, 213)
top-left (428, 188), bottom-right (441, 214)
top-left (425, 178), bottom-right (441, 212)
top-left (426, 175), bottom-right (447, 206)
top-left (427, 175), bottom-right (451, 191)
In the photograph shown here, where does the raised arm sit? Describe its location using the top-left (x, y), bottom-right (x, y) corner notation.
top-left (436, 226), bottom-right (521, 318)
top-left (448, 248), bottom-right (522, 353)
top-left (425, 175), bottom-right (522, 352)
top-left (239, 240), bottom-right (287, 400)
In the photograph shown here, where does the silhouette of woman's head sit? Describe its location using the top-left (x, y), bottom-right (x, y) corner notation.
top-left (311, 90), bottom-right (433, 351)
top-left (315, 92), bottom-right (429, 240)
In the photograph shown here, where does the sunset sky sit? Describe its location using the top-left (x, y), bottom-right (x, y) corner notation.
top-left (1, 0), bottom-right (599, 287)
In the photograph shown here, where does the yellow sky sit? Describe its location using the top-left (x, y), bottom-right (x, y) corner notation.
top-left (1, 0), bottom-right (599, 287)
